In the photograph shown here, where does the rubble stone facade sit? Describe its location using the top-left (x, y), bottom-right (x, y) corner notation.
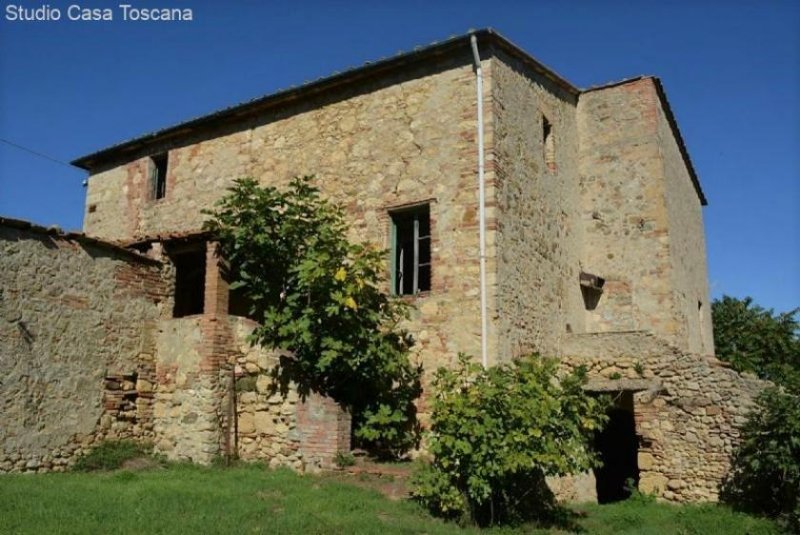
top-left (0, 220), bottom-right (165, 471)
top-left (1, 30), bottom-right (764, 502)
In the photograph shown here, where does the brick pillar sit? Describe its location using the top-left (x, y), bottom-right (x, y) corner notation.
top-left (296, 392), bottom-right (351, 472)
top-left (196, 241), bottom-right (235, 458)
top-left (204, 241), bottom-right (229, 318)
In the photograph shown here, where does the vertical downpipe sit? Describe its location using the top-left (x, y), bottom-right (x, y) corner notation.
top-left (470, 34), bottom-right (489, 369)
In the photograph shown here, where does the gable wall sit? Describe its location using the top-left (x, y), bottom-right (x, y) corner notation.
top-left (577, 80), bottom-right (678, 342)
top-left (576, 78), bottom-right (711, 353)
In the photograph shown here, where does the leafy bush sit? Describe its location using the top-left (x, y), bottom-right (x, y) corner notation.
top-left (204, 177), bottom-right (421, 456)
top-left (721, 388), bottom-right (800, 532)
top-left (73, 440), bottom-right (152, 472)
top-left (713, 296), bottom-right (800, 531)
top-left (412, 354), bottom-right (608, 526)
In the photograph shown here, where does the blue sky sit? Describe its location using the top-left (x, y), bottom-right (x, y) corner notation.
top-left (1, 0), bottom-right (798, 313)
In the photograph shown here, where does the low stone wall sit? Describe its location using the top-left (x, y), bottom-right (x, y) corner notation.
top-left (558, 331), bottom-right (767, 502)
top-left (0, 220), bottom-right (167, 472)
top-left (232, 319), bottom-right (351, 471)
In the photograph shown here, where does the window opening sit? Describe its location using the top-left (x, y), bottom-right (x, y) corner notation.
top-left (391, 205), bottom-right (431, 295)
top-left (150, 153), bottom-right (168, 200)
top-left (172, 247), bottom-right (206, 317)
top-left (543, 115), bottom-right (556, 171)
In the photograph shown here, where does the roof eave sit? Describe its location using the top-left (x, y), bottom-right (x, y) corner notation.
top-left (71, 28), bottom-right (579, 171)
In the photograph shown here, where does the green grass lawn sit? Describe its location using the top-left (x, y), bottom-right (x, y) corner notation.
top-left (0, 464), bottom-right (779, 534)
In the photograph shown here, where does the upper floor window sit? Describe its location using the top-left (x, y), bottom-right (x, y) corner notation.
top-left (542, 115), bottom-right (556, 171)
top-left (391, 204), bottom-right (431, 295)
top-left (149, 153), bottom-right (168, 200)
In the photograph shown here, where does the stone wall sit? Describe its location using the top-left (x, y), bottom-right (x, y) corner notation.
top-left (0, 220), bottom-right (167, 472)
top-left (84, 53), bottom-right (498, 410)
top-left (490, 50), bottom-right (585, 361)
top-left (152, 317), bottom-right (224, 463)
top-left (232, 317), bottom-right (350, 471)
top-left (576, 78), bottom-right (711, 355)
top-left (559, 331), bottom-right (766, 502)
top-left (655, 89), bottom-right (714, 355)
top-left (577, 80), bottom-right (675, 339)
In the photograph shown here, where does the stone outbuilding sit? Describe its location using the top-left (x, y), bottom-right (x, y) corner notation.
top-left (1, 29), bottom-right (764, 502)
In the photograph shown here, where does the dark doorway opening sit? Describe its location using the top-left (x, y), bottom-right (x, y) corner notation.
top-left (172, 247), bottom-right (206, 317)
top-left (593, 391), bottom-right (640, 503)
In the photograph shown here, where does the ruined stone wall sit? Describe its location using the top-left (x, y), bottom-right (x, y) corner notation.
top-left (84, 53), bottom-right (494, 402)
top-left (577, 80), bottom-right (677, 341)
top-left (0, 222), bottom-right (167, 472)
top-left (559, 331), bottom-right (766, 502)
top-left (655, 97), bottom-right (714, 355)
top-left (147, 245), bottom-right (350, 469)
top-left (148, 241), bottom-right (234, 464)
top-left (232, 317), bottom-right (350, 471)
top-left (490, 51), bottom-right (584, 360)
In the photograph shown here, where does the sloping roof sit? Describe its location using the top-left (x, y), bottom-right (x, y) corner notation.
top-left (70, 28), bottom-right (705, 205)
top-left (71, 28), bottom-right (577, 170)
top-left (0, 216), bottom-right (159, 264)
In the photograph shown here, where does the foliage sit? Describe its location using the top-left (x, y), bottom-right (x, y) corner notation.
top-left (412, 354), bottom-right (608, 527)
top-left (334, 451), bottom-right (356, 469)
top-left (72, 440), bottom-right (153, 472)
top-left (721, 387), bottom-right (800, 532)
top-left (712, 295), bottom-right (800, 390)
top-left (204, 176), bottom-right (421, 456)
top-left (713, 295), bottom-right (800, 531)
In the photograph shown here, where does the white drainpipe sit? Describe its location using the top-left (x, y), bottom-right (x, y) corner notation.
top-left (470, 34), bottom-right (489, 369)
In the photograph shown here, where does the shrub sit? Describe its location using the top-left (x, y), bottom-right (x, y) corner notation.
top-left (412, 354), bottom-right (608, 527)
top-left (713, 296), bottom-right (800, 530)
top-left (73, 440), bottom-right (152, 472)
top-left (722, 388), bottom-right (800, 532)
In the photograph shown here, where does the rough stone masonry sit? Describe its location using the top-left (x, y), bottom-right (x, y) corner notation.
top-left (0, 29), bottom-right (766, 502)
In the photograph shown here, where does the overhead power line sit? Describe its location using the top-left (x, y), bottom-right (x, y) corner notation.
top-left (0, 138), bottom-right (83, 171)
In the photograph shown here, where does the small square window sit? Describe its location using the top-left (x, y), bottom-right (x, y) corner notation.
top-left (391, 205), bottom-right (431, 295)
top-left (149, 153), bottom-right (168, 200)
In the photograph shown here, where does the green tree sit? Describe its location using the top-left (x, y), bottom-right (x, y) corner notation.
top-left (203, 176), bottom-right (421, 456)
top-left (412, 354), bottom-right (608, 527)
top-left (712, 295), bottom-right (799, 389)
top-left (714, 296), bottom-right (800, 530)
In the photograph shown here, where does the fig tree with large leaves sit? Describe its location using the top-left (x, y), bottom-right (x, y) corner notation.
top-left (204, 176), bottom-right (421, 457)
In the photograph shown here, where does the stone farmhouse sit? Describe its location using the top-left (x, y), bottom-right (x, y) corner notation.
top-left (1, 29), bottom-right (764, 503)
